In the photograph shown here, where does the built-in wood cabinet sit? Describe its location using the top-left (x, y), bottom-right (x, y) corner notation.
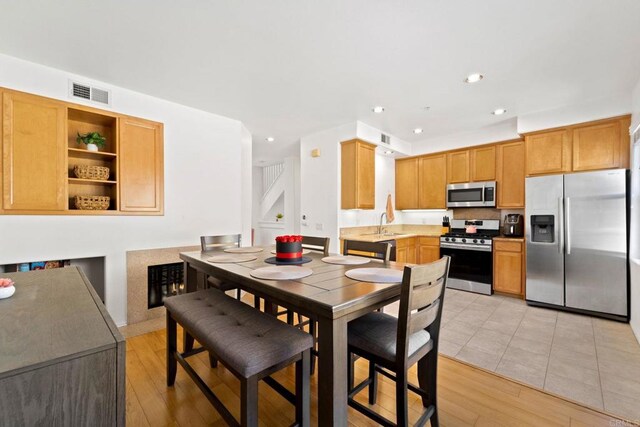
top-left (418, 154), bottom-right (447, 209)
top-left (496, 140), bottom-right (525, 208)
top-left (524, 115), bottom-right (630, 176)
top-left (396, 237), bottom-right (416, 264)
top-left (447, 150), bottom-right (470, 183)
top-left (119, 117), bottom-right (164, 213)
top-left (525, 129), bottom-right (572, 176)
top-left (341, 139), bottom-right (375, 209)
top-left (2, 91), bottom-right (67, 211)
top-left (0, 87), bottom-right (164, 215)
top-left (470, 145), bottom-right (496, 181)
top-left (493, 239), bottom-right (525, 296)
top-left (572, 116), bottom-right (631, 171)
top-left (417, 236), bottom-right (440, 264)
top-left (395, 157), bottom-right (418, 210)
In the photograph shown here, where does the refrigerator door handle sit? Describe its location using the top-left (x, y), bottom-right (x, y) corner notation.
top-left (558, 197), bottom-right (564, 254)
top-left (565, 197), bottom-right (571, 255)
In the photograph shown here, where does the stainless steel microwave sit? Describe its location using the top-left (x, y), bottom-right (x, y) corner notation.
top-left (446, 181), bottom-right (496, 208)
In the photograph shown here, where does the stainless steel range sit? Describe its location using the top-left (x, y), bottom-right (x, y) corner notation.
top-left (440, 219), bottom-right (500, 295)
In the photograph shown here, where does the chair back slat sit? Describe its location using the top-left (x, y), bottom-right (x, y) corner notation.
top-left (200, 234), bottom-right (242, 252)
top-left (343, 240), bottom-right (391, 262)
top-left (395, 256), bottom-right (450, 364)
top-left (301, 236), bottom-right (330, 256)
top-left (409, 299), bottom-right (440, 335)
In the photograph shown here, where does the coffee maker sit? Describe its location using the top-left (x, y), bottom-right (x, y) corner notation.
top-left (503, 214), bottom-right (524, 237)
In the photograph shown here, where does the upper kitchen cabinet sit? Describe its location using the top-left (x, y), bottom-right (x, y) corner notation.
top-left (572, 116), bottom-right (631, 171)
top-left (470, 145), bottom-right (496, 181)
top-left (1, 90), bottom-right (67, 211)
top-left (0, 87), bottom-right (164, 215)
top-left (341, 139), bottom-right (375, 209)
top-left (447, 150), bottom-right (469, 183)
top-left (496, 140), bottom-right (525, 208)
top-left (395, 157), bottom-right (418, 210)
top-left (525, 129), bottom-right (572, 176)
top-left (119, 117), bottom-right (164, 213)
top-left (418, 154), bottom-right (447, 209)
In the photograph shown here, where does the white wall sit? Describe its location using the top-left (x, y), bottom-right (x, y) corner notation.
top-left (517, 91), bottom-right (632, 134)
top-left (0, 53), bottom-right (249, 326)
top-left (240, 125), bottom-right (253, 247)
top-left (630, 78), bottom-right (640, 342)
top-left (300, 123), bottom-right (356, 253)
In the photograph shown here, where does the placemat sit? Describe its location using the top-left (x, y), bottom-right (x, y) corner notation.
top-left (321, 255), bottom-right (371, 265)
top-left (345, 267), bottom-right (403, 283)
top-left (207, 254), bottom-right (258, 263)
top-left (224, 247), bottom-right (264, 254)
top-left (250, 266), bottom-right (313, 280)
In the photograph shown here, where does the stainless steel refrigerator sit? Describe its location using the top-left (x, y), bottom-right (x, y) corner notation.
top-left (525, 169), bottom-right (629, 320)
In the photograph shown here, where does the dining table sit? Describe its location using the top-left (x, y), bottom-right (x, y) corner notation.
top-left (179, 248), bottom-right (406, 427)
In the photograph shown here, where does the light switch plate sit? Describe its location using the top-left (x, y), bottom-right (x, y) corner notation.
top-left (315, 223), bottom-right (323, 231)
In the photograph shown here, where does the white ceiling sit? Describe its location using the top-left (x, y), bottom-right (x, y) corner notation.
top-left (1, 0), bottom-right (639, 164)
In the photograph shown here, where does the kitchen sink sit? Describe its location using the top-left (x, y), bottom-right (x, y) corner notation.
top-left (362, 232), bottom-right (405, 237)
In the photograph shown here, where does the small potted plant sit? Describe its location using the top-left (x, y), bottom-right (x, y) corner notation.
top-left (276, 213), bottom-right (284, 222)
top-left (76, 132), bottom-right (106, 152)
top-left (0, 278), bottom-right (15, 299)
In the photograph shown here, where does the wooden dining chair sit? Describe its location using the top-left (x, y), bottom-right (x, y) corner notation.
top-left (200, 234), bottom-right (243, 300)
top-left (346, 256), bottom-right (451, 427)
top-left (302, 235), bottom-right (330, 256)
top-left (343, 239), bottom-right (392, 262)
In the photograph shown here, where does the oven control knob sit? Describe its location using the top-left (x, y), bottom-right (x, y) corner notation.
top-left (480, 239), bottom-right (485, 244)
top-left (451, 238), bottom-right (456, 242)
top-left (461, 238), bottom-right (466, 243)
top-left (444, 237), bottom-right (449, 242)
top-left (473, 239), bottom-right (478, 243)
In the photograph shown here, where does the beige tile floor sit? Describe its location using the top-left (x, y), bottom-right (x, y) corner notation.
top-left (435, 289), bottom-right (640, 421)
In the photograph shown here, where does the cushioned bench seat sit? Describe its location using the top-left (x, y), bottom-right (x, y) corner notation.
top-left (165, 288), bottom-right (312, 427)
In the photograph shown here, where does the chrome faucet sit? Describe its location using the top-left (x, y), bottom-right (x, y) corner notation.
top-left (378, 212), bottom-right (387, 235)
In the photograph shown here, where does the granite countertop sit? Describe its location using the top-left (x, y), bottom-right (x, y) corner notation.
top-left (340, 224), bottom-right (443, 243)
top-left (495, 236), bottom-right (525, 242)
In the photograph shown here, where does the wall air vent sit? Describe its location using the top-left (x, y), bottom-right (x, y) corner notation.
top-left (69, 80), bottom-right (111, 107)
top-left (381, 133), bottom-right (391, 145)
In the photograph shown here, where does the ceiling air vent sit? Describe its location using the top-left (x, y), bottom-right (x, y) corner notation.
top-left (381, 133), bottom-right (391, 145)
top-left (69, 80), bottom-right (111, 106)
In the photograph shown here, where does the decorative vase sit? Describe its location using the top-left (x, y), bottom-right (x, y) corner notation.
top-left (0, 285), bottom-right (15, 299)
top-left (86, 143), bottom-right (99, 152)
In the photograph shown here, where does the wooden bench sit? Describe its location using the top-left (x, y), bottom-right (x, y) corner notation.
top-left (165, 288), bottom-right (313, 427)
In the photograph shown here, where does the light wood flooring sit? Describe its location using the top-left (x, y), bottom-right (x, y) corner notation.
top-left (125, 325), bottom-right (628, 426)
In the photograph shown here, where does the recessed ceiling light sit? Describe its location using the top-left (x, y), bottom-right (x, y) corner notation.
top-left (384, 150), bottom-right (394, 155)
top-left (464, 73), bottom-right (484, 83)
top-left (413, 128), bottom-right (423, 134)
top-left (492, 108), bottom-right (507, 115)
top-left (423, 106), bottom-right (431, 111)
top-left (372, 106), bottom-right (385, 113)
top-left (265, 137), bottom-right (275, 142)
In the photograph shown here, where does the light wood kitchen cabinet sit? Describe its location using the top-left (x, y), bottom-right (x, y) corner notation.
top-left (119, 117), bottom-right (164, 213)
top-left (525, 129), bottom-right (572, 176)
top-left (418, 154), bottom-right (447, 209)
top-left (396, 237), bottom-right (417, 264)
top-left (341, 139), bottom-right (375, 209)
top-left (2, 90), bottom-right (67, 211)
top-left (447, 150), bottom-right (470, 183)
top-left (417, 236), bottom-right (440, 264)
top-left (496, 140), bottom-right (525, 208)
top-left (572, 116), bottom-right (631, 171)
top-left (493, 239), bottom-right (525, 296)
top-left (0, 86), bottom-right (164, 215)
top-left (395, 157), bottom-right (418, 210)
top-left (470, 145), bottom-right (496, 181)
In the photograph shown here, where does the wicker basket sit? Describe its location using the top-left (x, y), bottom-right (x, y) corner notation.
top-left (74, 195), bottom-right (110, 210)
top-left (73, 165), bottom-right (110, 181)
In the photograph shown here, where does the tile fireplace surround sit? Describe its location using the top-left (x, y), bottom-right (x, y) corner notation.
top-left (126, 245), bottom-right (199, 327)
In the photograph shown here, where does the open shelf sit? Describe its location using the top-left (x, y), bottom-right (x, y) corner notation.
top-left (68, 178), bottom-right (117, 185)
top-left (68, 148), bottom-right (117, 159)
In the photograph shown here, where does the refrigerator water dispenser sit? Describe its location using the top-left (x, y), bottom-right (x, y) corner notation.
top-left (531, 215), bottom-right (554, 243)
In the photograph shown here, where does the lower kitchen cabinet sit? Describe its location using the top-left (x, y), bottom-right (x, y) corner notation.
top-left (493, 239), bottom-right (525, 297)
top-left (396, 237), bottom-right (416, 264)
top-left (417, 236), bottom-right (440, 264)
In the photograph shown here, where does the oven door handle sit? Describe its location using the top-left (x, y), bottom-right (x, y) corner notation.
top-left (440, 244), bottom-right (492, 252)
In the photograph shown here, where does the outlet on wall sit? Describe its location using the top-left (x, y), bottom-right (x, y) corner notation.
top-left (315, 223), bottom-right (323, 231)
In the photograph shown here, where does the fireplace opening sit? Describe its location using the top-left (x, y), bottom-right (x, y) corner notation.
top-left (147, 262), bottom-right (184, 309)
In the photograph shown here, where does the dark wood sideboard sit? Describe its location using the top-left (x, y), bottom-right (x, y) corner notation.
top-left (0, 267), bottom-right (125, 426)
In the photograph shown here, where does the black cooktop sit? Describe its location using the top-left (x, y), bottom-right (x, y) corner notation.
top-left (442, 230), bottom-right (500, 239)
